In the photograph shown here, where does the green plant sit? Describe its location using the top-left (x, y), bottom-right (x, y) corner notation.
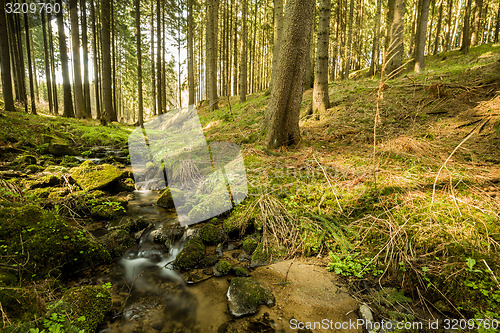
top-left (327, 252), bottom-right (383, 278)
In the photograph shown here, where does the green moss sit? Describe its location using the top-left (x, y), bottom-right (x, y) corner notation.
top-left (98, 229), bottom-right (134, 258)
top-left (25, 165), bottom-right (45, 174)
top-left (232, 266), bottom-right (249, 277)
top-left (200, 223), bottom-right (225, 245)
top-left (174, 237), bottom-right (205, 271)
top-left (63, 285), bottom-right (112, 332)
top-left (70, 160), bottom-right (122, 191)
top-left (15, 155), bottom-right (37, 165)
top-left (156, 187), bottom-right (184, 208)
top-left (251, 243), bottom-right (269, 263)
top-left (0, 205), bottom-right (110, 279)
top-left (188, 189), bottom-right (232, 223)
top-left (0, 288), bottom-right (44, 324)
top-left (242, 237), bottom-right (258, 255)
top-left (27, 174), bottom-right (61, 189)
top-left (90, 199), bottom-right (127, 220)
top-left (214, 260), bottom-right (232, 276)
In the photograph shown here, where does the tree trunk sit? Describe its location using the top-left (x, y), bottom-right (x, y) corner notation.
top-left (303, 14), bottom-right (315, 89)
top-left (91, 0), bottom-right (100, 120)
top-left (48, 13), bottom-right (59, 115)
top-left (426, 0), bottom-right (436, 53)
top-left (370, 0), bottom-right (382, 75)
top-left (70, 0), bottom-right (85, 118)
top-left (187, 0), bottom-right (195, 106)
top-left (261, 0), bottom-right (315, 149)
top-left (433, 0), bottom-right (444, 54)
top-left (101, 0), bottom-right (113, 123)
top-left (81, 0), bottom-right (91, 118)
top-left (111, 2), bottom-right (117, 121)
top-left (386, 0), bottom-right (406, 77)
top-left (156, 0), bottom-right (162, 114)
top-left (470, 0), bottom-right (483, 46)
top-left (57, 0), bottom-right (74, 117)
top-left (312, 0), bottom-right (330, 116)
top-left (23, 11), bottom-right (36, 114)
top-left (451, 0), bottom-right (463, 49)
top-left (232, 0), bottom-right (238, 96)
top-left (0, 0), bottom-right (14, 112)
top-left (414, 0), bottom-right (431, 72)
top-left (240, 0), bottom-right (247, 103)
top-left (444, 0), bottom-right (453, 51)
top-left (41, 12), bottom-right (53, 114)
top-left (136, 0), bottom-right (144, 126)
top-left (460, 0), bottom-right (472, 53)
top-left (343, 0), bottom-right (354, 79)
top-left (495, 1), bottom-right (500, 43)
top-left (150, 0), bottom-right (156, 115)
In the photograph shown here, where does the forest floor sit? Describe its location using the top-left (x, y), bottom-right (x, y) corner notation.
top-left (0, 43), bottom-right (499, 332)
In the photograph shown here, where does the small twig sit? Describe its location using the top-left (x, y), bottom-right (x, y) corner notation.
top-left (482, 259), bottom-right (500, 289)
top-left (313, 155), bottom-right (343, 213)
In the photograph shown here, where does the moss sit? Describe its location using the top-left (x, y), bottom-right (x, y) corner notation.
top-left (28, 174), bottom-right (61, 189)
top-left (200, 223), bottom-right (225, 245)
top-left (90, 199), bottom-right (127, 220)
top-left (15, 155), bottom-right (37, 165)
top-left (188, 189), bottom-right (232, 223)
top-left (63, 285), bottom-right (112, 332)
top-left (227, 277), bottom-right (275, 317)
top-left (156, 187), bottom-right (184, 208)
top-left (232, 266), bottom-right (249, 277)
top-left (70, 160), bottom-right (122, 191)
top-left (99, 229), bottom-right (134, 258)
top-left (0, 288), bottom-right (44, 324)
top-left (174, 237), bottom-right (205, 271)
top-left (242, 237), bottom-right (258, 255)
top-left (251, 243), bottom-right (269, 263)
top-left (214, 260), bottom-right (232, 276)
top-left (0, 205), bottom-right (110, 279)
top-left (24, 187), bottom-right (52, 199)
top-left (25, 165), bottom-right (45, 174)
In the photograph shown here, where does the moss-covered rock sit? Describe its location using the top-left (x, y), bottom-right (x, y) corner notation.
top-left (48, 141), bottom-right (73, 156)
top-left (214, 260), bottom-right (232, 277)
top-left (28, 174), bottom-right (62, 189)
top-left (156, 187), bottom-right (184, 208)
top-left (174, 237), bottom-right (205, 271)
top-left (25, 165), bottom-right (45, 174)
top-left (0, 205), bottom-right (110, 279)
top-left (232, 266), bottom-right (249, 277)
top-left (63, 285), bottom-right (112, 332)
top-left (99, 229), bottom-right (134, 258)
top-left (242, 237), bottom-right (258, 255)
top-left (200, 223), bottom-right (226, 245)
top-left (70, 160), bottom-right (122, 191)
top-left (250, 243), bottom-right (269, 267)
top-left (187, 187), bottom-right (232, 223)
top-left (90, 199), bottom-right (127, 220)
top-left (0, 287), bottom-right (44, 324)
top-left (227, 277), bottom-right (275, 317)
top-left (16, 154), bottom-right (37, 165)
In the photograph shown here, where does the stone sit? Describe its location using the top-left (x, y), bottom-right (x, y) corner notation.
top-left (156, 187), bottom-right (185, 208)
top-left (49, 141), bottom-right (73, 156)
top-left (98, 229), bottom-right (134, 258)
top-left (200, 223), bottom-right (226, 245)
top-left (174, 237), bottom-right (205, 271)
top-left (227, 277), bottom-right (275, 317)
top-left (242, 237), bottom-right (258, 255)
top-left (213, 260), bottom-right (232, 277)
top-left (71, 160), bottom-right (122, 191)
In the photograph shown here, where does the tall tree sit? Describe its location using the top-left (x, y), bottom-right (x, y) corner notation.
top-left (312, 0), bottom-right (331, 116)
top-left (156, 0), bottom-right (162, 114)
top-left (460, 0), bottom-right (472, 53)
top-left (370, 0), bottom-right (382, 75)
top-left (444, 0), bottom-right (453, 51)
top-left (150, 0), bottom-right (156, 115)
top-left (261, 0), bottom-right (315, 149)
top-left (495, 0), bottom-right (500, 42)
top-left (81, 0), bottom-right (91, 118)
top-left (57, 0), bottom-right (74, 117)
top-left (69, 0), bottom-right (85, 118)
top-left (270, 0), bottom-right (283, 91)
top-left (187, 0), bottom-right (195, 106)
top-left (91, 0), bottom-right (100, 120)
top-left (24, 11), bottom-right (36, 115)
top-left (414, 0), bottom-right (431, 72)
top-left (206, 0), bottom-right (219, 110)
top-left (470, 0), bottom-right (483, 46)
top-left (101, 0), bottom-right (113, 123)
top-left (240, 0), bottom-right (248, 103)
top-left (48, 13), bottom-right (59, 115)
top-left (344, 0), bottom-right (355, 79)
top-left (385, 0), bottom-right (406, 77)
top-left (0, 0), bottom-right (14, 112)
top-left (433, 0), bottom-right (444, 54)
top-left (135, 0), bottom-right (144, 126)
top-left (232, 0), bottom-right (238, 96)
top-left (42, 12), bottom-right (54, 114)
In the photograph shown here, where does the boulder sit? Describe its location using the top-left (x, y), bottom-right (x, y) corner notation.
top-left (213, 260), bottom-right (232, 277)
top-left (174, 237), bottom-right (205, 271)
top-left (227, 277), bottom-right (275, 317)
top-left (99, 229), bottom-right (134, 258)
top-left (71, 160), bottom-right (122, 191)
top-left (200, 222), bottom-right (226, 245)
top-left (242, 237), bottom-right (258, 255)
top-left (49, 141), bottom-right (73, 156)
top-left (156, 187), bottom-right (185, 208)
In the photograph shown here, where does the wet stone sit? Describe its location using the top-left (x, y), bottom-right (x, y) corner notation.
top-left (227, 277), bottom-right (275, 317)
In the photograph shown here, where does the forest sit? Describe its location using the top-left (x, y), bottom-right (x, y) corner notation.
top-left (0, 0), bottom-right (499, 332)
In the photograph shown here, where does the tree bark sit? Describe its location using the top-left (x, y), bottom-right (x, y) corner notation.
top-left (312, 0), bottom-right (330, 116)
top-left (0, 0), bottom-right (15, 112)
top-left (495, 1), bottom-right (500, 43)
top-left (136, 0), bottom-right (144, 126)
top-left (57, 0), bottom-right (74, 117)
top-left (23, 11), bottom-right (36, 114)
top-left (42, 12), bottom-right (53, 114)
top-left (156, 0), bottom-right (162, 114)
top-left (343, 0), bottom-right (354, 79)
top-left (232, 0), bottom-right (238, 96)
top-left (239, 0), bottom-right (247, 103)
top-left (81, 0), bottom-right (91, 118)
top-left (444, 0), bottom-right (453, 51)
top-left (460, 0), bottom-right (472, 53)
top-left (414, 0), bottom-right (431, 72)
top-left (261, 0), bottom-right (315, 149)
top-left (370, 0), bottom-right (382, 76)
top-left (187, 0), bottom-right (195, 106)
top-left (91, 0), bottom-right (100, 120)
top-left (386, 0), bottom-right (406, 77)
top-left (470, 0), bottom-right (483, 46)
top-left (101, 0), bottom-right (113, 123)
top-left (433, 0), bottom-right (444, 54)
top-left (150, 0), bottom-right (156, 115)
top-left (48, 13), bottom-right (59, 115)
top-left (69, 0), bottom-right (85, 118)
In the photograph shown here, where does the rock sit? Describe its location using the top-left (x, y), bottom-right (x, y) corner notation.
top-left (156, 187), bottom-right (184, 208)
top-left (218, 312), bottom-right (275, 333)
top-left (213, 260), bottom-right (232, 277)
top-left (28, 174), bottom-right (62, 189)
top-left (99, 229), bottom-right (134, 258)
top-left (71, 160), bottom-right (122, 191)
top-left (174, 237), bottom-right (205, 271)
top-left (49, 141), bottom-right (73, 156)
top-left (238, 253), bottom-right (252, 262)
top-left (249, 243), bottom-right (269, 268)
top-left (200, 222), bottom-right (226, 245)
top-left (227, 277), bottom-right (275, 317)
top-left (16, 154), bottom-right (37, 165)
top-left (187, 186), bottom-right (232, 223)
top-left (90, 199), bottom-right (127, 220)
top-left (242, 237), bottom-right (258, 255)
top-left (232, 266), bottom-right (249, 277)
top-left (358, 304), bottom-right (375, 333)
top-left (216, 244), bottom-right (224, 257)
top-left (200, 254), bottom-right (219, 268)
top-left (62, 285), bottom-right (112, 333)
